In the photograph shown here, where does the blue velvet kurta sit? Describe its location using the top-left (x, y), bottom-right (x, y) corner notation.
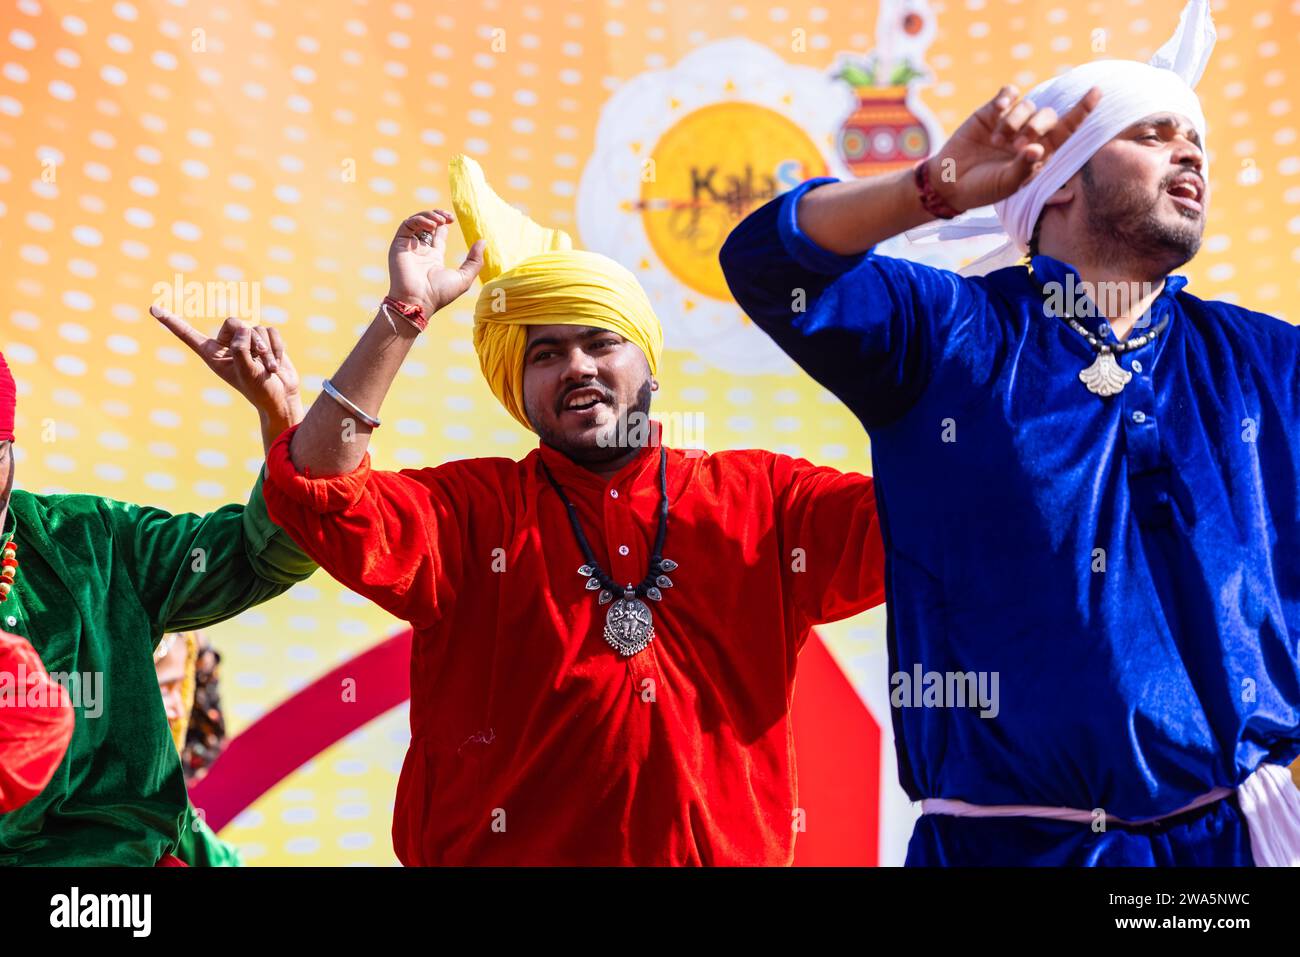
top-left (721, 177), bottom-right (1300, 865)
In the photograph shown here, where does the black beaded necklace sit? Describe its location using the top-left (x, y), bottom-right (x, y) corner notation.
top-left (1035, 263), bottom-right (1173, 397)
top-left (539, 445), bottom-right (678, 657)
top-left (1063, 312), bottom-right (1171, 397)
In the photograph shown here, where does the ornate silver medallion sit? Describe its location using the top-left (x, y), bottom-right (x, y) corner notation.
top-left (604, 589), bottom-right (655, 657)
top-left (546, 449), bottom-right (675, 661)
top-left (1078, 350), bottom-right (1132, 397)
top-left (575, 558), bottom-right (679, 657)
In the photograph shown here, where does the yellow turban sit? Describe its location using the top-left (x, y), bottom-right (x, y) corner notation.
top-left (449, 154), bottom-right (663, 431)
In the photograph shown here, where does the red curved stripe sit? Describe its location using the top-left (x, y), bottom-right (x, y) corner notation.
top-left (190, 628), bottom-right (412, 831)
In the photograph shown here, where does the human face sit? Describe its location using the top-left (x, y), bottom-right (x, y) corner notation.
top-left (1073, 113), bottom-right (1207, 270)
top-left (0, 441), bottom-right (14, 531)
top-left (155, 637), bottom-right (188, 723)
top-left (522, 325), bottom-right (654, 467)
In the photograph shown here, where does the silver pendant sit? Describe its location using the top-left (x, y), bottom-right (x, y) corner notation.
top-left (1078, 351), bottom-right (1132, 397)
top-left (604, 590), bottom-right (655, 657)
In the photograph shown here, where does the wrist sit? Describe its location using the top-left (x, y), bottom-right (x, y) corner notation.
top-left (382, 293), bottom-right (431, 333)
top-left (259, 397), bottom-right (302, 435)
top-left (916, 157), bottom-right (962, 219)
top-left (386, 289), bottom-right (434, 314)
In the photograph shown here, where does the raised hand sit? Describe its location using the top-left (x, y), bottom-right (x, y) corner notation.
top-left (387, 209), bottom-right (486, 316)
top-left (926, 84), bottom-right (1103, 213)
top-left (150, 307), bottom-right (303, 450)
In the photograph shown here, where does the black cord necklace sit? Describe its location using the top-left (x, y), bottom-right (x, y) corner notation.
top-left (539, 445), bottom-right (677, 657)
top-left (1034, 264), bottom-right (1173, 397)
top-left (1063, 312), bottom-right (1171, 397)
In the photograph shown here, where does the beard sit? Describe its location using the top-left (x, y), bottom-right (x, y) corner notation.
top-left (0, 446), bottom-right (12, 533)
top-left (529, 378), bottom-right (654, 468)
top-left (1080, 161), bottom-right (1203, 271)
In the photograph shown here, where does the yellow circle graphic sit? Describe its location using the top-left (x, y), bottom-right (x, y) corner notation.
top-left (641, 102), bottom-right (828, 302)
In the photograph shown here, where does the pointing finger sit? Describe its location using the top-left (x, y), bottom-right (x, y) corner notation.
top-left (149, 304), bottom-right (209, 355)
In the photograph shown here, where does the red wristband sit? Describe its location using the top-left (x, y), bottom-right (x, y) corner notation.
top-left (382, 295), bottom-right (429, 333)
top-left (913, 159), bottom-right (961, 221)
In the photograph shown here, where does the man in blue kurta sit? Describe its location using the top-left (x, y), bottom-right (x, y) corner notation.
top-left (720, 0), bottom-right (1300, 865)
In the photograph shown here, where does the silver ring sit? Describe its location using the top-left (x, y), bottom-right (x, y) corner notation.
top-left (415, 229), bottom-right (435, 246)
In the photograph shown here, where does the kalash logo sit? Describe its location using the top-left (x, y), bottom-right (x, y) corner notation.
top-left (636, 101), bottom-right (826, 303)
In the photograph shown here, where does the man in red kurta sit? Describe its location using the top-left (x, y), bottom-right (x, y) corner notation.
top-left (261, 157), bottom-right (886, 865)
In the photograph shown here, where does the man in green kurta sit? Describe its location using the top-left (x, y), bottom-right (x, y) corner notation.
top-left (0, 312), bottom-right (316, 865)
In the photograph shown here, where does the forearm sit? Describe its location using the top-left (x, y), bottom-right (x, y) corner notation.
top-left (289, 308), bottom-right (421, 477)
top-left (259, 398), bottom-right (304, 456)
top-left (241, 468), bottom-right (318, 583)
top-left (794, 164), bottom-right (935, 256)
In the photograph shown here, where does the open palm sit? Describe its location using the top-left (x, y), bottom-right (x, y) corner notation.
top-left (387, 209), bottom-right (485, 315)
top-left (930, 84), bottom-right (1103, 213)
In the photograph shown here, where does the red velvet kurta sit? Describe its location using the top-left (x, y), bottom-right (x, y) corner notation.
top-left (0, 630), bottom-right (75, 814)
top-left (263, 426), bottom-right (885, 865)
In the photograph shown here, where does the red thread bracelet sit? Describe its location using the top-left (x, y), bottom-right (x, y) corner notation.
top-left (913, 159), bottom-right (962, 221)
top-left (382, 295), bottom-right (429, 333)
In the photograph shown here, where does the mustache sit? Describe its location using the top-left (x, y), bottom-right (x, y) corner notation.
top-left (555, 381), bottom-right (615, 414)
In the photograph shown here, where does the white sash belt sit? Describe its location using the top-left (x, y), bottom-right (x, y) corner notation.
top-left (1236, 763), bottom-right (1300, 867)
top-left (920, 763), bottom-right (1300, 866)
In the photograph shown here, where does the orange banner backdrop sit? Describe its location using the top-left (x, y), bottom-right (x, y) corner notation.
top-left (1, 0), bottom-right (1296, 864)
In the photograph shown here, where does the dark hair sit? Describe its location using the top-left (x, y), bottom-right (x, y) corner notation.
top-left (1027, 212), bottom-right (1043, 259)
top-left (182, 639), bottom-right (227, 785)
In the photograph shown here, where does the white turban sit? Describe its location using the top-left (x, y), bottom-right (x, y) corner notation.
top-left (907, 0), bottom-right (1217, 275)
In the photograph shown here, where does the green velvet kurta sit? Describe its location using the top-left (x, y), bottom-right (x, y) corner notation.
top-left (175, 803), bottom-right (244, 866)
top-left (0, 470), bottom-right (316, 865)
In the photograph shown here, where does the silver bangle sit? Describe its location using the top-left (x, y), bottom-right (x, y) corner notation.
top-left (321, 378), bottom-right (381, 429)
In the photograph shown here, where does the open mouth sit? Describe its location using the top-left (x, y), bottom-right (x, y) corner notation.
top-left (559, 387), bottom-right (610, 415)
top-left (1165, 175), bottom-right (1204, 213)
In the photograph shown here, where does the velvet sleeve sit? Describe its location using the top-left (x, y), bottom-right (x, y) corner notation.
top-left (771, 455), bottom-right (886, 649)
top-left (261, 424), bottom-right (466, 629)
top-left (719, 176), bottom-right (995, 428)
top-left (175, 803), bottom-right (244, 866)
top-left (0, 631), bottom-right (75, 814)
top-left (96, 468), bottom-right (318, 639)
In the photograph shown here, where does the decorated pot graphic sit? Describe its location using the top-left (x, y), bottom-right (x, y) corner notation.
top-left (837, 85), bottom-right (930, 177)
